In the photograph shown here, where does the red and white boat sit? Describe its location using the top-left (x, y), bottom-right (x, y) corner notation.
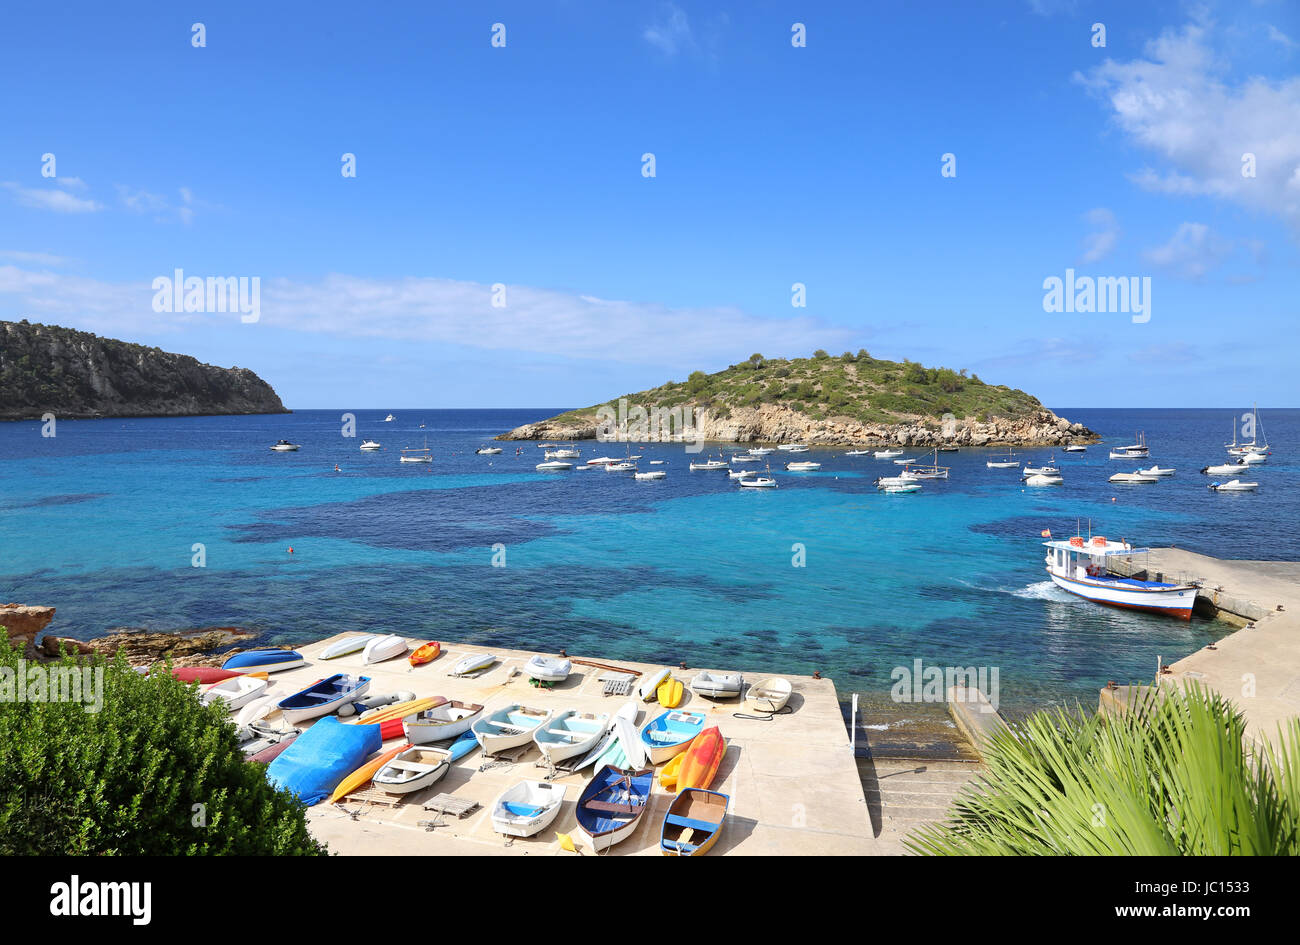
top-left (1043, 536), bottom-right (1197, 619)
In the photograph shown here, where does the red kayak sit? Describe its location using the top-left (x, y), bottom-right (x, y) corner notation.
top-left (247, 734), bottom-right (298, 765)
top-left (378, 717), bottom-right (407, 741)
top-left (174, 667), bottom-right (241, 684)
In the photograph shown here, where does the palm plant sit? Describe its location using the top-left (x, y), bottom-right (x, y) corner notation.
top-left (907, 684), bottom-right (1300, 855)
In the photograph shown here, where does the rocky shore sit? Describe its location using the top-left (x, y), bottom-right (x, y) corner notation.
top-left (498, 402), bottom-right (1096, 448)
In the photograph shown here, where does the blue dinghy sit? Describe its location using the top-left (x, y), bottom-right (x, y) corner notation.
top-left (266, 717), bottom-right (381, 806)
top-left (277, 673), bottom-right (371, 724)
top-left (447, 728), bottom-right (480, 763)
top-left (639, 709), bottom-right (707, 764)
top-left (222, 649), bottom-right (305, 674)
top-left (573, 765), bottom-right (654, 852)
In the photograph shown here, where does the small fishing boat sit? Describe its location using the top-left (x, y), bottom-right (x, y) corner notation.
top-left (476, 446), bottom-right (503, 455)
top-left (874, 448), bottom-right (904, 459)
top-left (676, 726), bottom-right (725, 792)
top-left (635, 470), bottom-right (666, 480)
top-left (604, 462), bottom-right (636, 472)
top-left (986, 448), bottom-right (1019, 469)
top-left (384, 414), bottom-right (395, 422)
top-left (689, 459), bottom-right (728, 471)
top-left (747, 447), bottom-right (774, 456)
top-left (408, 641), bottom-right (441, 666)
top-left (937, 446), bottom-right (960, 453)
top-left (690, 671), bottom-right (743, 700)
top-left (585, 456), bottom-right (619, 465)
top-left (657, 676), bottom-right (684, 708)
top-left (640, 709), bottom-right (707, 763)
top-left (534, 710), bottom-right (610, 764)
top-left (359, 440), bottom-right (382, 451)
top-left (893, 457), bottom-right (916, 465)
top-left (320, 635), bottom-right (376, 660)
top-left (491, 781), bottom-right (568, 838)
top-left (785, 461), bottom-right (821, 471)
top-left (473, 704), bottom-right (553, 754)
top-left (1208, 479), bottom-right (1259, 492)
top-left (845, 449), bottom-right (871, 456)
top-left (574, 765), bottom-right (654, 852)
top-left (730, 453), bottom-right (761, 462)
top-left (1108, 471), bottom-right (1158, 484)
top-left (1044, 535), bottom-right (1196, 619)
top-left (1062, 444), bottom-right (1087, 453)
top-left (525, 654), bottom-right (572, 683)
top-left (278, 674), bottom-right (371, 724)
top-left (1137, 466), bottom-right (1176, 477)
top-left (535, 460), bottom-right (573, 471)
top-left (362, 634), bottom-right (408, 664)
top-left (372, 746), bottom-right (452, 794)
top-left (201, 675), bottom-right (268, 711)
top-left (637, 667), bottom-right (672, 701)
top-left (269, 440), bottom-right (300, 451)
top-left (547, 447), bottom-right (580, 459)
top-left (728, 468), bottom-right (756, 479)
top-left (661, 789), bottom-right (729, 856)
top-left (1241, 451), bottom-right (1269, 465)
top-left (882, 482), bottom-right (922, 493)
top-left (222, 649), bottom-right (304, 674)
top-left (1201, 462), bottom-right (1250, 476)
top-left (745, 678), bottom-right (792, 713)
top-left (1025, 473), bottom-right (1063, 486)
top-left (451, 652), bottom-right (495, 676)
top-left (739, 476), bottom-right (777, 488)
top-left (1022, 459), bottom-right (1060, 478)
top-left (404, 700), bottom-right (484, 744)
top-left (399, 441), bottom-right (433, 463)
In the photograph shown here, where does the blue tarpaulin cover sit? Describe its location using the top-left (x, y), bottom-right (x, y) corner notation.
top-left (266, 716), bottom-right (382, 806)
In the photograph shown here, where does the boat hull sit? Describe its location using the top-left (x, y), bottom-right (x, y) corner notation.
top-left (1047, 571), bottom-right (1195, 619)
top-left (676, 727), bottom-right (725, 792)
top-left (491, 781), bottom-right (567, 837)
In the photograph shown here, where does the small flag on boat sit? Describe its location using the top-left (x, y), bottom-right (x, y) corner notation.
top-left (1041, 529), bottom-right (1051, 538)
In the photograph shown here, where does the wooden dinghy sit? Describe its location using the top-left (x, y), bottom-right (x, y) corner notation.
top-left (745, 677), bottom-right (792, 713)
top-left (491, 780), bottom-right (568, 838)
top-left (277, 674), bottom-right (371, 724)
top-left (534, 709), bottom-right (610, 765)
top-left (472, 704), bottom-right (553, 755)
top-left (660, 789), bottom-right (729, 856)
top-left (372, 746), bottom-right (452, 795)
top-left (574, 765), bottom-right (654, 852)
top-left (329, 742), bottom-right (410, 803)
top-left (404, 700), bottom-right (484, 744)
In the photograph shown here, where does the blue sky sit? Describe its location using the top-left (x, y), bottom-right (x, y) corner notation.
top-left (1, 1), bottom-right (1297, 409)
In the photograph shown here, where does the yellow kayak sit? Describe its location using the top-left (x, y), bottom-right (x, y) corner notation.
top-left (658, 677), bottom-right (684, 709)
top-left (330, 742), bottom-right (409, 803)
top-left (658, 751), bottom-right (684, 789)
top-left (353, 697), bottom-right (444, 727)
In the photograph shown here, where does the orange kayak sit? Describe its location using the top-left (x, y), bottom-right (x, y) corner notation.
top-left (409, 642), bottom-right (441, 666)
top-left (675, 726), bottom-right (725, 793)
top-left (329, 742), bottom-right (409, 803)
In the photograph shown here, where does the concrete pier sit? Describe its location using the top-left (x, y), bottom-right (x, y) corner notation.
top-left (272, 635), bottom-right (878, 855)
top-left (1105, 548), bottom-right (1300, 747)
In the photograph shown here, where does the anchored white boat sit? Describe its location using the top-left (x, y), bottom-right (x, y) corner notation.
top-left (1109, 471), bottom-right (1158, 484)
top-left (1241, 451), bottom-right (1268, 465)
top-left (747, 447), bottom-right (774, 456)
top-left (1137, 466), bottom-right (1176, 477)
top-left (635, 470), bottom-right (666, 480)
top-left (986, 449), bottom-right (1019, 469)
top-left (477, 446), bottom-right (503, 455)
top-left (785, 461), bottom-right (821, 471)
top-left (1208, 479), bottom-right (1259, 492)
top-left (491, 781), bottom-right (568, 837)
top-left (1022, 457), bottom-right (1060, 478)
top-left (586, 456), bottom-right (619, 465)
top-left (1044, 536), bottom-right (1196, 619)
top-left (730, 454), bottom-right (761, 463)
top-left (845, 449), bottom-right (871, 456)
top-left (778, 444), bottom-right (809, 452)
top-left (1201, 462), bottom-right (1249, 476)
top-left (359, 440), bottom-right (382, 451)
top-left (269, 440), bottom-right (300, 452)
top-left (739, 476), bottom-right (777, 488)
top-left (1062, 444), bottom-right (1087, 453)
top-left (728, 468), bottom-right (756, 479)
top-left (1109, 432), bottom-right (1150, 459)
top-left (689, 459), bottom-right (728, 470)
top-left (1226, 404), bottom-right (1270, 456)
top-left (545, 448), bottom-right (579, 459)
top-left (535, 460), bottom-right (573, 471)
top-left (400, 439), bottom-right (432, 463)
top-left (902, 449), bottom-right (950, 479)
top-left (1025, 473), bottom-right (1062, 486)
top-left (882, 482), bottom-right (922, 493)
top-left (874, 448), bottom-right (904, 459)
top-left (383, 414), bottom-right (395, 422)
top-left (604, 462), bottom-right (635, 472)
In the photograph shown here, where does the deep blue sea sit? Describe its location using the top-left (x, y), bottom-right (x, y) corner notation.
top-left (2, 407), bottom-right (1296, 714)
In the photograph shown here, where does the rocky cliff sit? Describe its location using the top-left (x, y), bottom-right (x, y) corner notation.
top-left (498, 352), bottom-right (1097, 447)
top-left (0, 320), bottom-right (289, 420)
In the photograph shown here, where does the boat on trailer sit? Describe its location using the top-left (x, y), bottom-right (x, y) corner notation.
top-left (1043, 536), bottom-right (1197, 620)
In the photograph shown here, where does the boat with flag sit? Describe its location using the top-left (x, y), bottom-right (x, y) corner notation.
top-left (1042, 533), bottom-right (1197, 619)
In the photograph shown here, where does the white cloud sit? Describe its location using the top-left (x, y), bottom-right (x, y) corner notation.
top-left (1141, 222), bottom-right (1234, 279)
top-left (2, 182), bottom-right (102, 213)
top-left (53, 177), bottom-right (88, 191)
top-left (0, 250), bottom-right (74, 267)
top-left (116, 185), bottom-right (196, 224)
top-left (1077, 19), bottom-right (1300, 230)
top-left (0, 266), bottom-right (852, 367)
top-left (644, 3), bottom-right (694, 56)
top-left (1080, 207), bottom-right (1120, 263)
top-left (1266, 25), bottom-right (1298, 51)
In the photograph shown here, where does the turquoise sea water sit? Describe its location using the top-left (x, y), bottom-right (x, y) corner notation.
top-left (2, 407), bottom-right (1296, 713)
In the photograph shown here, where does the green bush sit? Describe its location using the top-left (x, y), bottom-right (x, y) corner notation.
top-left (0, 636), bottom-right (326, 855)
top-left (812, 349), bottom-right (829, 360)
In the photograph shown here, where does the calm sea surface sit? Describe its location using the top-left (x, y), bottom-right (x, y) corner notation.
top-left (2, 407), bottom-right (1295, 714)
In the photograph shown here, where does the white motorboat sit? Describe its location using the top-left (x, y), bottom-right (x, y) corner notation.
top-left (1025, 473), bottom-right (1063, 486)
top-left (534, 710), bottom-right (610, 764)
top-left (729, 454), bottom-right (761, 463)
top-left (451, 653), bottom-right (496, 676)
top-left (200, 675), bottom-right (268, 711)
top-left (383, 414), bottom-right (395, 422)
top-left (882, 482), bottom-right (922, 493)
top-left (359, 440), bottom-right (382, 451)
top-left (269, 440), bottom-right (300, 452)
top-left (893, 457), bottom-right (916, 465)
top-left (585, 456), bottom-right (619, 465)
top-left (1137, 466), bottom-right (1176, 477)
top-left (1109, 471), bottom-right (1158, 484)
top-left (777, 444), bottom-right (809, 452)
top-left (689, 460), bottom-right (728, 470)
top-left (785, 461), bottom-right (821, 471)
top-left (689, 670), bottom-right (744, 700)
top-left (1208, 479), bottom-right (1259, 492)
top-left (728, 468), bottom-right (756, 479)
top-left (362, 633), bottom-right (408, 664)
top-left (535, 460), bottom-right (573, 471)
top-left (525, 654), bottom-right (572, 683)
top-left (1022, 457), bottom-right (1060, 477)
top-left (545, 448), bottom-right (580, 459)
top-left (874, 448), bottom-right (904, 459)
top-left (1241, 451), bottom-right (1268, 465)
top-left (373, 746), bottom-right (452, 795)
top-left (604, 462), bottom-right (636, 472)
top-left (1062, 445), bottom-right (1088, 453)
top-left (635, 470), bottom-right (666, 480)
top-left (745, 678), bottom-right (792, 713)
top-left (473, 704), bottom-right (553, 754)
top-left (491, 781), bottom-right (568, 838)
top-left (319, 634), bottom-right (376, 660)
top-left (739, 476), bottom-right (777, 488)
top-left (477, 446), bottom-right (503, 455)
top-left (874, 475), bottom-right (912, 487)
top-left (747, 447), bottom-right (774, 455)
top-left (649, 460), bottom-right (664, 465)
top-left (1043, 536), bottom-right (1196, 619)
top-left (1201, 462), bottom-right (1249, 476)
top-left (845, 449), bottom-right (871, 456)
top-left (404, 700), bottom-right (485, 744)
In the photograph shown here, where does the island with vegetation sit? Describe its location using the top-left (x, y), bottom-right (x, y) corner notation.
top-left (498, 350), bottom-right (1097, 447)
top-left (0, 320), bottom-right (288, 420)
